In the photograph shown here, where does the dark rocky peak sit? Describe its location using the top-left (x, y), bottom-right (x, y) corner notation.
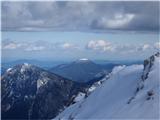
top-left (142, 52), bottom-right (159, 81)
top-left (128, 52), bottom-right (160, 104)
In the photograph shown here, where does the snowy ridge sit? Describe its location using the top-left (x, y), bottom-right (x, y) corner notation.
top-left (55, 53), bottom-right (160, 119)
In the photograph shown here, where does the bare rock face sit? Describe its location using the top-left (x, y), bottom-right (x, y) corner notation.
top-left (141, 52), bottom-right (159, 85)
top-left (142, 52), bottom-right (159, 81)
top-left (1, 64), bottom-right (85, 119)
top-left (128, 52), bottom-right (159, 104)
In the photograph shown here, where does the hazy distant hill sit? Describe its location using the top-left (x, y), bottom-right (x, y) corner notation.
top-left (2, 59), bottom-right (67, 69)
top-left (50, 58), bottom-right (118, 83)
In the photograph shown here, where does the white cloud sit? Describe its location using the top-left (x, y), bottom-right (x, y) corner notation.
top-left (142, 44), bottom-right (150, 51)
top-left (25, 46), bottom-right (45, 51)
top-left (2, 40), bottom-right (45, 52)
top-left (136, 44), bottom-right (151, 51)
top-left (116, 44), bottom-right (153, 53)
top-left (2, 40), bottom-right (79, 52)
top-left (86, 40), bottom-right (155, 54)
top-left (2, 39), bottom-right (158, 54)
top-left (61, 43), bottom-right (73, 49)
top-left (86, 40), bottom-right (115, 52)
top-left (154, 42), bottom-right (160, 50)
top-left (2, 41), bottom-right (25, 50)
top-left (3, 43), bottom-right (18, 50)
top-left (60, 43), bottom-right (79, 50)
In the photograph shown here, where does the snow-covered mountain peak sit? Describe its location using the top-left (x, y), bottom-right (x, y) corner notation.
top-left (75, 58), bottom-right (91, 63)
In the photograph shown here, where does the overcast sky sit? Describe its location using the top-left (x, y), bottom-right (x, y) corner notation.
top-left (1, 1), bottom-right (160, 61)
top-left (2, 1), bottom-right (159, 32)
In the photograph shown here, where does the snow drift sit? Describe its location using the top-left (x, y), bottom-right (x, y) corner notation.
top-left (55, 53), bottom-right (160, 119)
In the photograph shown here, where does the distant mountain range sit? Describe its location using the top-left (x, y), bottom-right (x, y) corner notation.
top-left (94, 60), bottom-right (143, 66)
top-left (1, 59), bottom-right (68, 70)
top-left (2, 59), bottom-right (143, 70)
top-left (50, 58), bottom-right (118, 83)
top-left (2, 58), bottom-right (140, 83)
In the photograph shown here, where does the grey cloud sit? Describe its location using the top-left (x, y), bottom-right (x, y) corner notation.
top-left (2, 1), bottom-right (159, 32)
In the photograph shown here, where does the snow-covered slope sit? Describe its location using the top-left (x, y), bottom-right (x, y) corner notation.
top-left (55, 53), bottom-right (160, 119)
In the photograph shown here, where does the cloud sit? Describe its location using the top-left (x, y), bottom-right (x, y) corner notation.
top-left (2, 40), bottom-right (46, 52)
top-left (24, 46), bottom-right (45, 51)
top-left (136, 44), bottom-right (151, 51)
top-left (60, 43), bottom-right (78, 50)
top-left (2, 1), bottom-right (159, 32)
top-left (154, 42), bottom-right (160, 50)
top-left (141, 44), bottom-right (151, 51)
top-left (2, 40), bottom-right (79, 52)
top-left (2, 40), bottom-right (25, 50)
top-left (86, 40), bottom-right (115, 52)
top-left (2, 39), bottom-right (159, 54)
top-left (3, 42), bottom-right (20, 50)
top-left (86, 40), bottom-right (157, 53)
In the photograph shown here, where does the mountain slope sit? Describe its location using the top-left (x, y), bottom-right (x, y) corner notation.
top-left (1, 63), bottom-right (84, 119)
top-left (55, 53), bottom-right (160, 119)
top-left (50, 59), bottom-right (112, 83)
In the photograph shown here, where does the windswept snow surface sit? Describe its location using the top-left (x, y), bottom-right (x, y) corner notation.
top-left (56, 57), bottom-right (160, 119)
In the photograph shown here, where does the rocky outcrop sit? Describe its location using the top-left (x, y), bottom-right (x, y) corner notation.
top-left (128, 52), bottom-right (159, 104)
top-left (139, 52), bottom-right (159, 89)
